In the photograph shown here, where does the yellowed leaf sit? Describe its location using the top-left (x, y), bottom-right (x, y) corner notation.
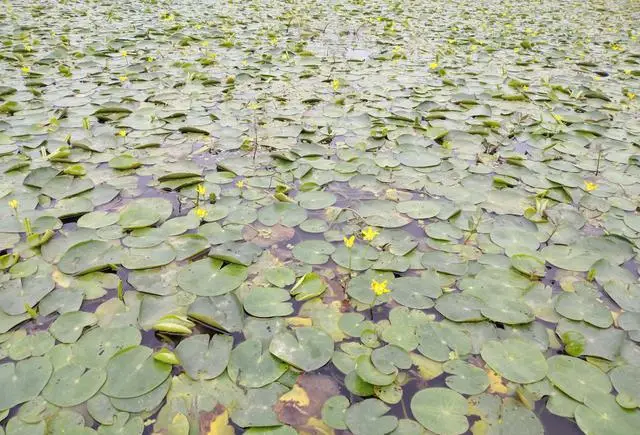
top-left (168, 413), bottom-right (189, 435)
top-left (205, 409), bottom-right (234, 435)
top-left (470, 419), bottom-right (489, 435)
top-left (487, 369), bottom-right (508, 394)
top-left (286, 317), bottom-right (313, 327)
top-left (52, 269), bottom-right (71, 288)
top-left (410, 353), bottom-right (443, 380)
top-left (299, 417), bottom-right (335, 435)
top-left (278, 384), bottom-right (310, 407)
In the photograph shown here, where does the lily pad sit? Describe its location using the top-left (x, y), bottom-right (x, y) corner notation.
top-left (42, 364), bottom-right (106, 407)
top-left (244, 287), bottom-right (293, 318)
top-left (269, 327), bottom-right (334, 371)
top-left (228, 339), bottom-right (288, 388)
top-left (101, 346), bottom-right (171, 398)
top-left (546, 355), bottom-right (611, 402)
top-left (480, 338), bottom-right (547, 384)
top-left (411, 388), bottom-right (468, 435)
top-left (177, 258), bottom-right (247, 296)
top-left (0, 357), bottom-right (52, 410)
top-left (344, 398), bottom-right (398, 435)
top-left (175, 334), bottom-right (233, 380)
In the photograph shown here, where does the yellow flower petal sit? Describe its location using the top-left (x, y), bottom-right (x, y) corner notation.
top-left (371, 279), bottom-right (390, 296)
top-left (195, 207), bottom-right (208, 218)
top-left (361, 226), bottom-right (379, 241)
top-left (584, 181), bottom-right (598, 192)
top-left (343, 235), bottom-right (355, 248)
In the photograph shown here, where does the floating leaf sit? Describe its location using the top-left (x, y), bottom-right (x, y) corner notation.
top-left (480, 339), bottom-right (547, 384)
top-left (269, 327), bottom-right (334, 371)
top-left (0, 357), bottom-right (52, 410)
top-left (344, 398), bottom-right (398, 435)
top-left (546, 355), bottom-right (611, 402)
top-left (42, 364), bottom-right (106, 407)
top-left (177, 258), bottom-right (247, 296)
top-left (175, 334), bottom-right (233, 380)
top-left (411, 388), bottom-right (468, 435)
top-left (101, 346), bottom-right (171, 398)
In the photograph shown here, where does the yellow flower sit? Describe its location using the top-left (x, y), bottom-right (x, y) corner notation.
top-left (195, 207), bottom-right (208, 219)
top-left (119, 75), bottom-right (128, 82)
top-left (331, 79), bottom-right (340, 91)
top-left (235, 179), bottom-right (244, 189)
top-left (120, 50), bottom-right (127, 57)
top-left (147, 56), bottom-right (154, 62)
top-left (371, 279), bottom-right (390, 296)
top-left (429, 62), bottom-right (438, 70)
top-left (8, 199), bottom-right (18, 210)
top-left (21, 66), bottom-right (30, 74)
top-left (195, 184), bottom-right (206, 195)
top-left (624, 69), bottom-right (632, 75)
top-left (361, 227), bottom-right (379, 241)
top-left (584, 181), bottom-right (598, 192)
top-left (343, 235), bottom-right (355, 248)
top-left (118, 129), bottom-right (127, 137)
top-left (628, 92), bottom-right (636, 100)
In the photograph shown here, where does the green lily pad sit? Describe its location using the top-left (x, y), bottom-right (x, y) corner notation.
top-left (344, 398), bottom-right (398, 435)
top-left (575, 390), bottom-right (640, 435)
top-left (355, 354), bottom-right (397, 386)
top-left (390, 275), bottom-right (442, 309)
top-left (244, 287), bottom-right (293, 318)
top-left (177, 258), bottom-right (247, 296)
top-left (417, 322), bottom-right (472, 362)
top-left (269, 327), bottom-right (334, 371)
top-left (42, 364), bottom-right (106, 407)
top-left (443, 359), bottom-right (489, 395)
top-left (371, 345), bottom-right (412, 375)
top-left (109, 154), bottom-right (141, 170)
top-left (322, 395), bottom-right (349, 430)
top-left (118, 198), bottom-right (173, 229)
top-left (231, 383), bottom-right (288, 428)
top-left (435, 293), bottom-right (485, 322)
top-left (0, 357), bottom-right (52, 410)
top-left (332, 244), bottom-right (380, 271)
top-left (411, 387), bottom-right (469, 435)
top-left (175, 334), bottom-right (233, 380)
top-left (555, 292), bottom-right (612, 328)
top-left (258, 203), bottom-right (307, 227)
top-left (480, 338), bottom-right (547, 383)
top-left (290, 272), bottom-right (327, 301)
top-left (121, 244), bottom-right (176, 270)
top-left (49, 311), bottom-right (98, 343)
top-left (187, 294), bottom-right (244, 333)
top-left (228, 339), bottom-right (288, 388)
top-left (264, 266), bottom-right (296, 287)
top-left (292, 240), bottom-right (335, 265)
top-left (58, 240), bottom-right (121, 275)
top-left (101, 346), bottom-right (171, 398)
top-left (296, 191), bottom-right (337, 210)
top-left (109, 377), bottom-right (171, 413)
top-left (77, 211), bottom-right (119, 229)
top-left (610, 365), bottom-right (640, 408)
top-left (546, 355), bottom-right (611, 402)
top-left (556, 319), bottom-right (624, 360)
top-left (396, 200), bottom-right (441, 219)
